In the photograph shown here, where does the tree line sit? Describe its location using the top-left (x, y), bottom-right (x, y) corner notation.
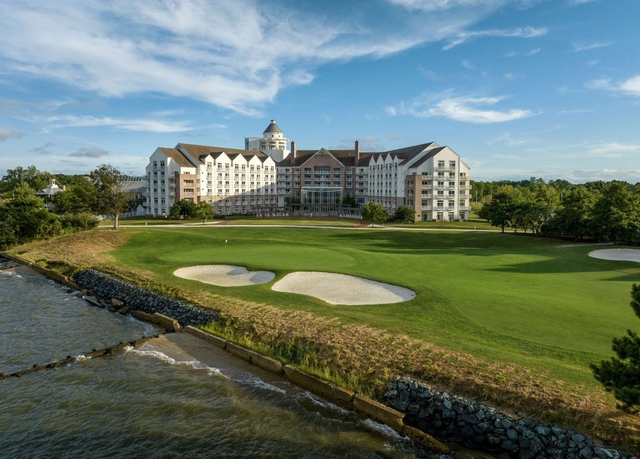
top-left (0, 165), bottom-right (139, 250)
top-left (476, 178), bottom-right (640, 244)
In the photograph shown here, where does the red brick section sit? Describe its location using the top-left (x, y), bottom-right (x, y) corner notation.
top-left (354, 222), bottom-right (370, 228)
top-left (216, 221), bottom-right (229, 225)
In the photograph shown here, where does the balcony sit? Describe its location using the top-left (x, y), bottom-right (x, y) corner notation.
top-left (460, 206), bottom-right (472, 211)
top-left (421, 206), bottom-right (433, 211)
top-left (435, 166), bottom-right (456, 172)
top-left (460, 185), bottom-right (472, 190)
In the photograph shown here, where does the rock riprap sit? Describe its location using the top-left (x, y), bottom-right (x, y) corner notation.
top-left (73, 269), bottom-right (218, 327)
top-left (384, 377), bottom-right (636, 459)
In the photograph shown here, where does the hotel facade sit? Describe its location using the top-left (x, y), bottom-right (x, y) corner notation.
top-left (146, 121), bottom-right (471, 221)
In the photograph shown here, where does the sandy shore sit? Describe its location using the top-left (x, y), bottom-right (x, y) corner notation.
top-left (174, 265), bottom-right (275, 287)
top-left (588, 248), bottom-right (640, 263)
top-left (137, 333), bottom-right (285, 382)
top-left (272, 272), bottom-right (415, 305)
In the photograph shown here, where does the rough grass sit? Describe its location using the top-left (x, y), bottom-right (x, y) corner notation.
top-left (9, 227), bottom-right (640, 452)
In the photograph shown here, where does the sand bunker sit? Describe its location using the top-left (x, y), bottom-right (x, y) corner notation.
top-left (272, 272), bottom-right (415, 305)
top-left (174, 265), bottom-right (275, 287)
top-left (588, 249), bottom-right (640, 263)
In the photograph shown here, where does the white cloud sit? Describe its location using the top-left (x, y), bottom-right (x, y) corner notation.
top-left (443, 26), bottom-right (547, 50)
top-left (586, 142), bottom-right (640, 157)
top-left (504, 47), bottom-right (540, 57)
top-left (0, 128), bottom-right (23, 141)
top-left (572, 41), bottom-right (613, 52)
top-left (388, 0), bottom-right (509, 12)
top-left (44, 115), bottom-right (191, 133)
top-left (386, 93), bottom-right (536, 123)
top-left (0, 1), bottom-right (549, 115)
top-left (567, 0), bottom-right (597, 5)
top-left (462, 59), bottom-right (476, 69)
top-left (588, 76), bottom-right (640, 97)
top-left (0, 0), bottom-right (496, 115)
top-left (568, 169), bottom-right (640, 183)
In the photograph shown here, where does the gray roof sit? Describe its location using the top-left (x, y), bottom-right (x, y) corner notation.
top-left (263, 120), bottom-right (282, 134)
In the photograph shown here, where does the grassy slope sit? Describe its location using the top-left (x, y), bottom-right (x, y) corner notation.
top-left (111, 226), bottom-right (639, 390)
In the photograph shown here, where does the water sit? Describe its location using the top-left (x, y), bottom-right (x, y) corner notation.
top-left (0, 265), bottom-right (435, 458)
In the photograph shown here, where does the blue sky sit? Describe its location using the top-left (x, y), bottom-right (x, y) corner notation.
top-left (0, 0), bottom-right (639, 182)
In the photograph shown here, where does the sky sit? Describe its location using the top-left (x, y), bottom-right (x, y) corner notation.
top-left (0, 0), bottom-right (639, 182)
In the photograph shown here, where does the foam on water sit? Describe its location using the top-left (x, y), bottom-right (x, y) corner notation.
top-left (128, 346), bottom-right (225, 377)
top-left (234, 375), bottom-right (287, 395)
top-left (296, 391), bottom-right (352, 416)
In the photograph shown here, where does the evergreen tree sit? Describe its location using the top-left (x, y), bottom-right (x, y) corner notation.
top-left (592, 284), bottom-right (640, 410)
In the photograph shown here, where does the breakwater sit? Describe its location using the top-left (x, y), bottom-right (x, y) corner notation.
top-left (385, 377), bottom-right (636, 459)
top-left (0, 334), bottom-right (160, 380)
top-left (73, 269), bottom-right (218, 327)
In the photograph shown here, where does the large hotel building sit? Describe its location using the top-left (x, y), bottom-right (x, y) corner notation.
top-left (146, 121), bottom-right (471, 221)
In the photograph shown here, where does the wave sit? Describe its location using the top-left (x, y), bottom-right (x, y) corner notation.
top-left (234, 375), bottom-right (287, 395)
top-left (126, 345), bottom-right (225, 378)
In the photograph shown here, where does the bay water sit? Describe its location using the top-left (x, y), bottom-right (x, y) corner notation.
top-left (0, 266), bottom-right (436, 458)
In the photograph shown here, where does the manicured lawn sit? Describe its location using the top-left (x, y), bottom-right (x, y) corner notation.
top-left (110, 226), bottom-right (640, 388)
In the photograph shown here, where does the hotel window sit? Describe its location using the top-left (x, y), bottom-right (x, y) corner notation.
top-left (449, 161), bottom-right (456, 169)
top-left (438, 160), bottom-right (445, 168)
top-left (449, 200), bottom-right (455, 208)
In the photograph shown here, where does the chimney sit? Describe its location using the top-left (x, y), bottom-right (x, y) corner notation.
top-left (355, 140), bottom-right (360, 163)
top-left (291, 140), bottom-right (297, 159)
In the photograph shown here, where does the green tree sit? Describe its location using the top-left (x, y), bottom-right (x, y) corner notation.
top-left (589, 182), bottom-right (640, 244)
top-left (169, 199), bottom-right (196, 220)
top-left (1, 166), bottom-right (53, 195)
top-left (547, 186), bottom-right (595, 239)
top-left (478, 190), bottom-right (516, 233)
top-left (90, 165), bottom-right (134, 229)
top-left (194, 201), bottom-right (214, 223)
top-left (592, 284), bottom-right (640, 410)
top-left (392, 205), bottom-right (415, 224)
top-left (54, 179), bottom-right (98, 215)
top-left (0, 183), bottom-right (61, 247)
top-left (341, 196), bottom-right (358, 208)
top-left (361, 202), bottom-right (389, 226)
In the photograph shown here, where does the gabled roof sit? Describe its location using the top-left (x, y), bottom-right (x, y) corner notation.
top-left (159, 147), bottom-right (196, 168)
top-left (409, 146), bottom-right (445, 168)
top-left (177, 143), bottom-right (269, 165)
top-left (277, 142), bottom-right (437, 168)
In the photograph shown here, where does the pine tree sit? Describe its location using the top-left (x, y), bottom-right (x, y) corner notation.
top-left (591, 284), bottom-right (640, 410)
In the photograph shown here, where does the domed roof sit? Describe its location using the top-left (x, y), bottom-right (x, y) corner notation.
top-left (263, 119), bottom-right (282, 134)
